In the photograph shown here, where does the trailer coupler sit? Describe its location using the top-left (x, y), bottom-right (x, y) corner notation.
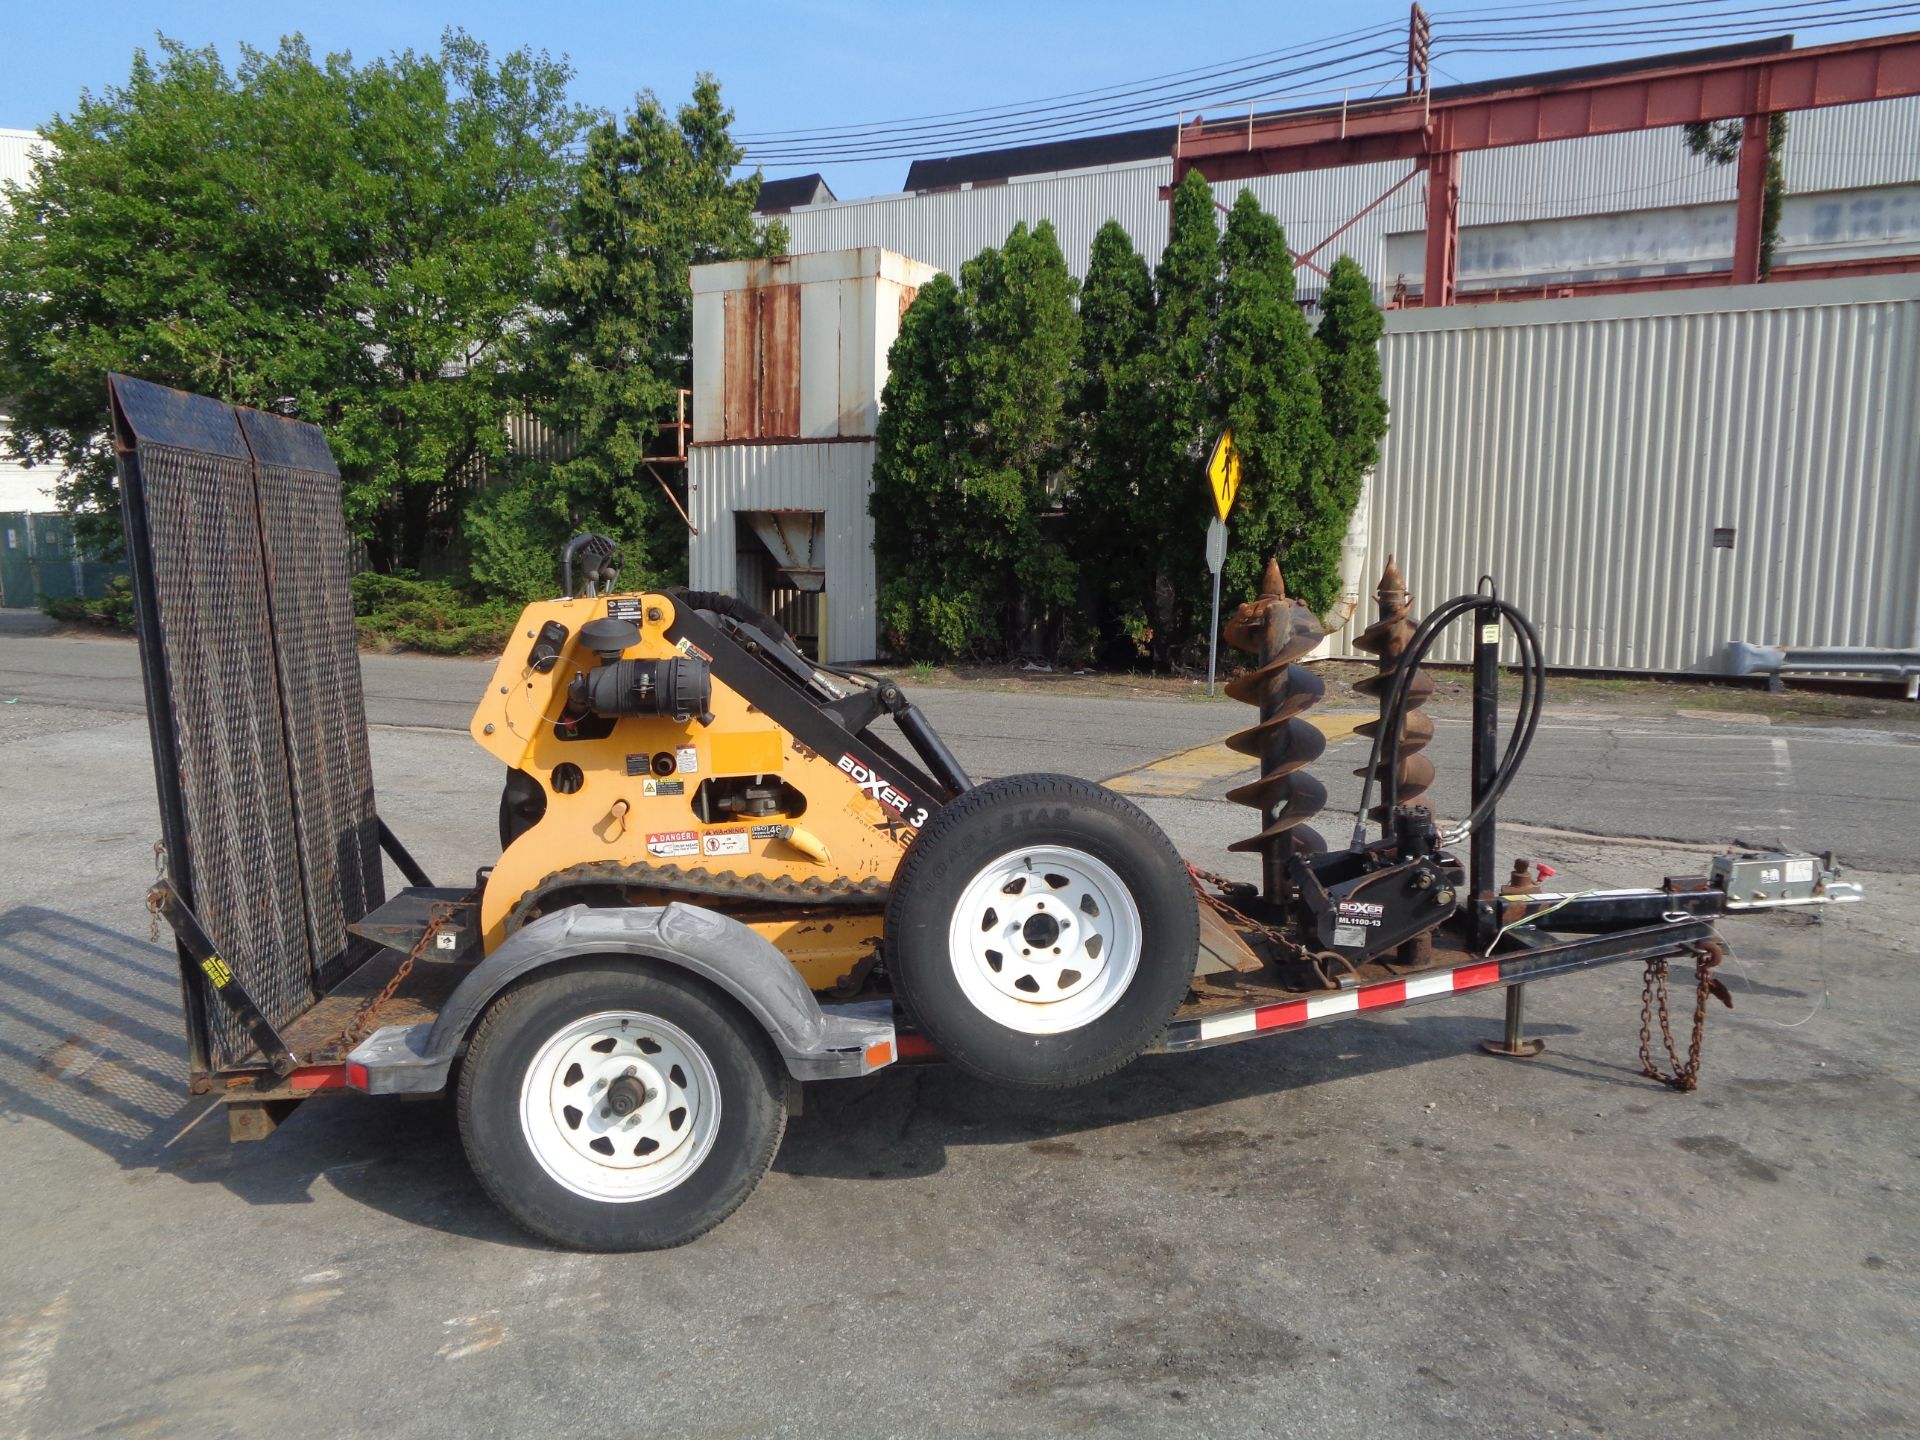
top-left (1156, 917), bottom-right (1717, 1054)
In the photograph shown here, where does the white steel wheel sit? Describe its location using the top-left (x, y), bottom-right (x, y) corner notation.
top-left (884, 773), bottom-right (1199, 1088)
top-left (947, 845), bottom-right (1144, 1035)
top-left (518, 1010), bottom-right (722, 1203)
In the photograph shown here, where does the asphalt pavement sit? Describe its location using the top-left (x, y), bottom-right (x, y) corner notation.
top-left (2, 631), bottom-right (1916, 871)
top-left (1, 629), bottom-right (1916, 1438)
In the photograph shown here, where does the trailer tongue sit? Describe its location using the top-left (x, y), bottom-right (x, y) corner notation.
top-left (114, 374), bottom-right (1861, 1251)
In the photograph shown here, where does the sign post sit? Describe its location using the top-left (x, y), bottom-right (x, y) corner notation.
top-left (1204, 429), bottom-right (1241, 696)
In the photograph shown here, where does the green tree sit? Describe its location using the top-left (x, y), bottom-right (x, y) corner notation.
top-left (474, 78), bottom-right (781, 599)
top-left (0, 31), bottom-right (586, 566)
top-left (1683, 114), bottom-right (1789, 276)
top-left (870, 221), bottom-right (1080, 659)
top-left (871, 274), bottom-right (990, 657)
top-left (1132, 167), bottom-right (1224, 663)
top-left (1069, 219), bottom-right (1160, 660)
top-left (1294, 253), bottom-right (1390, 612)
top-left (1213, 190), bottom-right (1331, 609)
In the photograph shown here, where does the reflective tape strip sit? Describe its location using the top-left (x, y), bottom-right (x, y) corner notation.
top-left (1191, 958), bottom-right (1507, 1043)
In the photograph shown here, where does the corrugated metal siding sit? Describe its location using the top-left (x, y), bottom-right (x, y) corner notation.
top-left (0, 412), bottom-right (55, 512)
top-left (0, 129), bottom-right (44, 197)
top-left (687, 442), bottom-right (879, 661)
top-left (0, 135), bottom-right (52, 513)
top-left (692, 250), bottom-right (937, 442)
top-left (1326, 274), bottom-right (1920, 673)
top-left (779, 97), bottom-right (1920, 297)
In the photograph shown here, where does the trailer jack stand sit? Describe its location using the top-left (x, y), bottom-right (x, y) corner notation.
top-left (1479, 983), bottom-right (1545, 1059)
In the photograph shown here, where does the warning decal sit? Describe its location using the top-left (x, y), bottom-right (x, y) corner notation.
top-left (646, 829), bottom-right (699, 859)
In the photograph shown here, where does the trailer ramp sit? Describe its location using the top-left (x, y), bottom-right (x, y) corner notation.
top-left (111, 375), bottom-right (385, 1073)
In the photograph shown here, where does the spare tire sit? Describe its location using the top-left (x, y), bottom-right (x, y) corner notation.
top-left (884, 773), bottom-right (1198, 1088)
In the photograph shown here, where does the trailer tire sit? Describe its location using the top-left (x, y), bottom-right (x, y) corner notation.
top-left (457, 962), bottom-right (785, 1251)
top-left (885, 773), bottom-right (1197, 1088)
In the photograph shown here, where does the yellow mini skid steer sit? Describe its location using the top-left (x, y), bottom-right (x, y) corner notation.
top-left (117, 376), bottom-right (1863, 1251)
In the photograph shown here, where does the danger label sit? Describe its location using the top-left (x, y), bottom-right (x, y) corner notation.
top-left (646, 829), bottom-right (699, 859)
top-left (641, 778), bottom-right (684, 797)
top-left (701, 828), bottom-right (750, 857)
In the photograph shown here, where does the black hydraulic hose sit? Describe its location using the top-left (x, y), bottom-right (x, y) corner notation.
top-left (668, 588), bottom-right (800, 652)
top-left (1377, 596), bottom-right (1541, 842)
top-left (1350, 593), bottom-right (1545, 851)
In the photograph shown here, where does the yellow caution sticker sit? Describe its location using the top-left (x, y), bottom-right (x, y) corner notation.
top-left (201, 955), bottom-right (233, 988)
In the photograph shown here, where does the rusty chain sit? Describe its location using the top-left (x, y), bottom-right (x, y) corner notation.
top-left (1184, 864), bottom-right (1355, 985)
top-left (1638, 938), bottom-right (1731, 1092)
top-left (147, 842), bottom-right (169, 944)
top-left (328, 904), bottom-right (458, 1054)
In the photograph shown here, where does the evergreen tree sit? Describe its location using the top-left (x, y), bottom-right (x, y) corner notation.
top-left (1135, 167), bottom-right (1223, 663)
top-left (870, 222), bottom-right (1080, 659)
top-left (1213, 190), bottom-right (1331, 609)
top-left (1294, 253), bottom-right (1390, 612)
top-left (471, 78), bottom-right (779, 598)
top-left (871, 273), bottom-right (985, 656)
top-left (1070, 220), bottom-right (1158, 659)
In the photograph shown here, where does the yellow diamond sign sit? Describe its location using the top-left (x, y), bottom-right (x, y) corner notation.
top-left (1206, 428), bottom-right (1241, 522)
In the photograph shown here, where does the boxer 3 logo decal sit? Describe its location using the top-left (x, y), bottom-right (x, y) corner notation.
top-left (837, 753), bottom-right (928, 843)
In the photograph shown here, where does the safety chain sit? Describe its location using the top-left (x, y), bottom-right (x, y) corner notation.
top-left (328, 904), bottom-right (457, 1054)
top-left (1184, 865), bottom-right (1350, 985)
top-left (147, 842), bottom-right (169, 944)
top-left (1638, 938), bottom-right (1732, 1092)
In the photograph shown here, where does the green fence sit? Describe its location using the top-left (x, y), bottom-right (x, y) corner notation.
top-left (0, 512), bottom-right (129, 609)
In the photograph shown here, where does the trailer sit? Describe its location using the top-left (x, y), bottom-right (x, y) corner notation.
top-left (112, 375), bottom-right (1863, 1251)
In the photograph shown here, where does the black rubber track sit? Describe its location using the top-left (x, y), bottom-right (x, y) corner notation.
top-left (883, 773), bottom-right (1198, 1088)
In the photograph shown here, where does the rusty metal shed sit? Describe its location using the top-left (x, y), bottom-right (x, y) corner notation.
top-left (688, 247), bottom-right (939, 662)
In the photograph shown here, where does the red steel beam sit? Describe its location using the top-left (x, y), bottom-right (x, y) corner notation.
top-left (1730, 111), bottom-right (1772, 285)
top-left (1173, 30), bottom-right (1920, 185)
top-left (1412, 253), bottom-right (1920, 307)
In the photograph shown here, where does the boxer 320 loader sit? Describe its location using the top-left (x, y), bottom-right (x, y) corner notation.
top-left (113, 375), bottom-right (1864, 1251)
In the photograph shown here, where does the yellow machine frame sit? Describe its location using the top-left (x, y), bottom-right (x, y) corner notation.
top-left (470, 592), bottom-right (916, 991)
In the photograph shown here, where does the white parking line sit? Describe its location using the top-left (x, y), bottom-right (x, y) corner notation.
top-left (1772, 735), bottom-right (1795, 834)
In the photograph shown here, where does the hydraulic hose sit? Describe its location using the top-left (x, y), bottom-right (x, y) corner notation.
top-left (1350, 593), bottom-right (1545, 851)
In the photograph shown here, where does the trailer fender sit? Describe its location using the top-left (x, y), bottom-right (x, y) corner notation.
top-left (346, 902), bottom-right (896, 1095)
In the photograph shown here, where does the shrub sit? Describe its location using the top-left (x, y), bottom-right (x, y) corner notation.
top-left (349, 571), bottom-right (520, 655)
top-left (41, 575), bottom-right (137, 631)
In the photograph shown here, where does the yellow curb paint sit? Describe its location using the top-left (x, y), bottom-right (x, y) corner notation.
top-left (1104, 712), bottom-right (1369, 797)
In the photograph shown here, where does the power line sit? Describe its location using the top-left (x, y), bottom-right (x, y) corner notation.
top-left (1442, 0), bottom-right (1920, 38)
top-left (1437, 5), bottom-right (1920, 54)
top-left (739, 43), bottom-right (1405, 159)
top-left (743, 1), bottom-right (1920, 172)
top-left (735, 20), bottom-right (1406, 141)
top-left (742, 48), bottom-right (1407, 163)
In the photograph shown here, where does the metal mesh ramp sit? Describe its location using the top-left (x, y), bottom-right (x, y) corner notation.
top-left (111, 375), bottom-right (386, 1069)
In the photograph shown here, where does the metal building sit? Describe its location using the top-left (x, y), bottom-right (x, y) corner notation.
top-left (687, 247), bottom-right (940, 662)
top-left (0, 128), bottom-right (52, 515)
top-left (769, 98), bottom-right (1920, 306)
top-left (1334, 274), bottom-right (1920, 673)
